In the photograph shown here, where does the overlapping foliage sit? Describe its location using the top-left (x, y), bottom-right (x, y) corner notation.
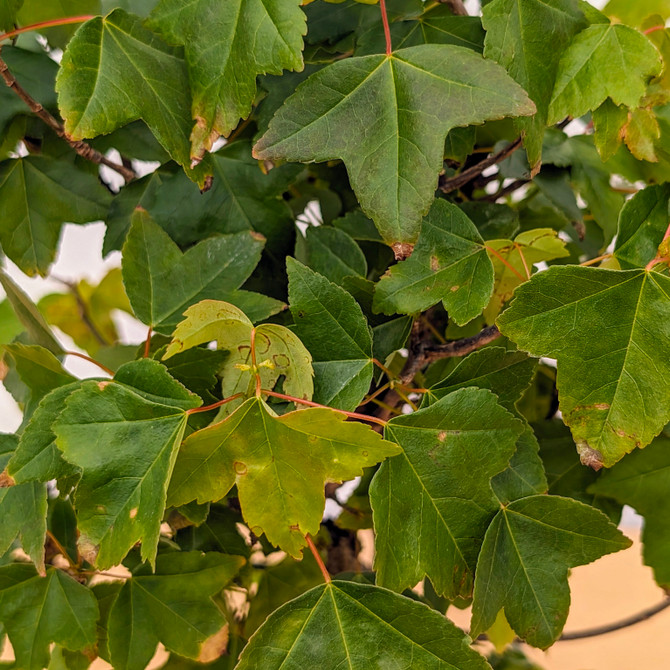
top-left (1, 0), bottom-right (669, 667)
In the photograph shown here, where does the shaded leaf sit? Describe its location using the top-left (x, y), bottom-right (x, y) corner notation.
top-left (0, 564), bottom-right (98, 670)
top-left (374, 199), bottom-right (494, 324)
top-left (107, 551), bottom-right (244, 670)
top-left (370, 388), bottom-right (524, 597)
top-left (471, 495), bottom-right (631, 648)
top-left (147, 0), bottom-right (306, 160)
top-left (592, 98), bottom-right (627, 161)
top-left (498, 266), bottom-right (670, 468)
top-left (0, 156), bottom-right (110, 276)
top-left (53, 359), bottom-right (200, 568)
top-left (168, 397), bottom-right (399, 557)
top-left (254, 45), bottom-right (534, 244)
top-left (287, 258), bottom-right (373, 410)
top-left (237, 580), bottom-right (490, 670)
top-left (17, 0), bottom-right (101, 48)
top-left (302, 226), bottom-right (367, 286)
top-left (122, 209), bottom-right (281, 333)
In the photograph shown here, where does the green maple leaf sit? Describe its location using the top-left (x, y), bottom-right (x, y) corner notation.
top-left (301, 226), bottom-right (368, 286)
top-left (484, 228), bottom-right (569, 322)
top-left (163, 300), bottom-right (313, 410)
top-left (106, 551), bottom-right (244, 670)
top-left (614, 183), bottom-right (670, 269)
top-left (591, 434), bottom-right (670, 588)
top-left (498, 266), bottom-right (670, 468)
top-left (53, 359), bottom-right (201, 569)
top-left (56, 9), bottom-right (210, 185)
top-left (168, 397), bottom-right (399, 557)
top-left (482, 0), bottom-right (588, 170)
top-left (287, 258), bottom-right (373, 411)
top-left (470, 495), bottom-right (631, 648)
top-left (373, 200), bottom-right (494, 324)
top-left (147, 0), bottom-right (306, 161)
top-left (0, 434), bottom-right (47, 573)
top-left (0, 564), bottom-right (98, 670)
top-left (254, 45), bottom-right (535, 245)
top-left (370, 388), bottom-right (524, 597)
top-left (548, 23), bottom-right (661, 125)
top-left (9, 383), bottom-right (81, 484)
top-left (121, 209), bottom-right (282, 334)
top-left (237, 580), bottom-right (489, 669)
top-left (0, 156), bottom-right (110, 276)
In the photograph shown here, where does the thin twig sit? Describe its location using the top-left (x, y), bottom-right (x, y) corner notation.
top-left (485, 245), bottom-right (526, 282)
top-left (581, 253), bottom-right (612, 267)
top-left (483, 178), bottom-right (529, 202)
top-left (438, 0), bottom-right (468, 15)
top-left (559, 599), bottom-right (670, 640)
top-left (0, 49), bottom-right (135, 183)
top-left (186, 393), bottom-right (246, 415)
top-left (46, 530), bottom-right (77, 570)
top-left (440, 138), bottom-right (522, 194)
top-left (143, 327), bottom-right (152, 358)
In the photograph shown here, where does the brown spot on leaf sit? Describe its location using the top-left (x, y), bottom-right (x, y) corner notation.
top-left (289, 524), bottom-right (300, 531)
top-left (0, 470), bottom-right (15, 488)
top-left (97, 381), bottom-right (110, 390)
top-left (198, 625), bottom-right (229, 663)
top-left (273, 353), bottom-right (290, 368)
top-left (255, 332), bottom-right (272, 354)
top-left (438, 431), bottom-right (447, 442)
top-left (450, 285), bottom-right (459, 292)
top-left (578, 442), bottom-right (604, 471)
top-left (249, 231), bottom-right (266, 242)
top-left (78, 536), bottom-right (99, 565)
top-left (233, 461), bottom-right (248, 475)
top-left (199, 175), bottom-right (214, 193)
top-left (430, 255), bottom-right (440, 271)
top-left (391, 242), bottom-right (414, 260)
top-left (129, 508), bottom-right (138, 519)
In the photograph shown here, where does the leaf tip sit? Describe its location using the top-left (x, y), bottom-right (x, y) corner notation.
top-left (577, 442), bottom-right (604, 471)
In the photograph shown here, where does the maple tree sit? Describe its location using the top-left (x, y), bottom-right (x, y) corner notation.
top-left (1, 0), bottom-right (670, 667)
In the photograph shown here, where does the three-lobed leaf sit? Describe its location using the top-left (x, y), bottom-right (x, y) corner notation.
top-left (168, 396), bottom-right (399, 557)
top-left (53, 359), bottom-right (201, 568)
top-left (373, 199), bottom-right (494, 324)
top-left (371, 388), bottom-right (524, 597)
top-left (106, 551), bottom-right (244, 670)
top-left (147, 0), bottom-right (306, 161)
top-left (254, 45), bottom-right (535, 244)
top-left (498, 266), bottom-right (670, 468)
top-left (238, 580), bottom-right (490, 669)
top-left (470, 495), bottom-right (631, 648)
top-left (56, 9), bottom-right (210, 185)
top-left (0, 564), bottom-right (98, 670)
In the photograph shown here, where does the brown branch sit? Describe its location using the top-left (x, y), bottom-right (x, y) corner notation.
top-left (371, 324), bottom-right (502, 423)
top-left (440, 138), bottom-right (522, 194)
top-left (559, 598), bottom-right (670, 640)
top-left (439, 0), bottom-right (468, 15)
top-left (0, 49), bottom-right (135, 183)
